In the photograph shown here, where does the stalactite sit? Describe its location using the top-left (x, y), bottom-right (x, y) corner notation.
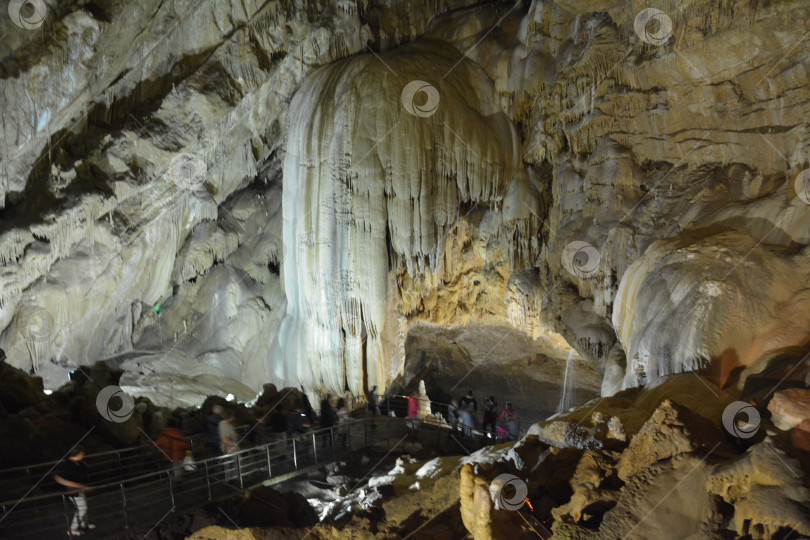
top-left (278, 40), bottom-right (521, 395)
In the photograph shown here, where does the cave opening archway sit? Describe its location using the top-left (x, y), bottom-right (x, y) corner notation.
top-left (392, 324), bottom-right (602, 428)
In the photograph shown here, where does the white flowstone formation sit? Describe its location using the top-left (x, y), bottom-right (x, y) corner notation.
top-left (278, 41), bottom-right (521, 395)
top-left (613, 229), bottom-right (810, 390)
top-left (0, 0), bottom-right (808, 407)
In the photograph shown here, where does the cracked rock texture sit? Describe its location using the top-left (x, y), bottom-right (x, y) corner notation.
top-left (0, 0), bottom-right (808, 406)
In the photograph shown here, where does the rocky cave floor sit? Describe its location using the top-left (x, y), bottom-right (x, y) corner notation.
top-left (2, 354), bottom-right (809, 539)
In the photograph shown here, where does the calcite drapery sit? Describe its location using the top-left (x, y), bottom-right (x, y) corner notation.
top-left (278, 41), bottom-right (520, 395)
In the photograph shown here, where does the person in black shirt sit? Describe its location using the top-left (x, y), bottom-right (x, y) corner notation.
top-left (53, 446), bottom-right (94, 536)
top-left (483, 396), bottom-right (498, 438)
top-left (460, 391), bottom-right (477, 414)
top-left (287, 401), bottom-right (312, 434)
top-left (320, 394), bottom-right (335, 428)
top-left (367, 386), bottom-right (379, 416)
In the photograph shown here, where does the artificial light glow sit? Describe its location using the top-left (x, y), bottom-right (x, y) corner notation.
top-left (226, 393), bottom-right (235, 401)
top-left (44, 389), bottom-right (52, 395)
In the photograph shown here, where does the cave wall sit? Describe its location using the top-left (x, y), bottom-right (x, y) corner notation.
top-left (0, 0), bottom-right (808, 405)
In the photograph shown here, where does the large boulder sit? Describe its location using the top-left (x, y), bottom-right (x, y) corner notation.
top-left (767, 388), bottom-right (810, 431)
top-left (551, 449), bottom-right (621, 525)
top-left (617, 400), bottom-right (726, 481)
top-left (599, 454), bottom-right (721, 539)
top-left (706, 439), bottom-right (810, 539)
top-left (459, 463), bottom-right (531, 540)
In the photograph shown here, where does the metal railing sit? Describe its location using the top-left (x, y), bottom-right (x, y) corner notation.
top-left (0, 426), bottom-right (251, 503)
top-left (0, 417), bottom-right (495, 539)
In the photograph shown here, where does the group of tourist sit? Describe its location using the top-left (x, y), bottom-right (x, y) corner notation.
top-left (317, 394), bottom-right (350, 446)
top-left (52, 385), bottom-right (517, 536)
top-left (370, 383), bottom-right (521, 442)
top-left (446, 391), bottom-right (519, 441)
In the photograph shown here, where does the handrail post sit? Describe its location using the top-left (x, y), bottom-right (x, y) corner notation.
top-left (204, 461), bottom-right (212, 500)
top-left (116, 452), bottom-right (122, 481)
top-left (330, 427), bottom-right (335, 455)
top-left (364, 421), bottom-right (368, 446)
top-left (236, 453), bottom-right (243, 489)
top-left (292, 438), bottom-right (298, 470)
top-left (312, 432), bottom-right (318, 464)
top-left (120, 483), bottom-right (128, 528)
top-left (167, 470), bottom-right (175, 508)
top-left (265, 445), bottom-right (272, 478)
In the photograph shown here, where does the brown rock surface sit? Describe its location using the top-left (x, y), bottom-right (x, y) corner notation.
top-left (0, 0), bottom-right (807, 411)
top-left (187, 526), bottom-right (259, 540)
top-left (599, 454), bottom-right (720, 539)
top-left (768, 388), bottom-right (810, 431)
top-left (459, 463), bottom-right (533, 540)
top-left (616, 399), bottom-right (726, 481)
top-left (706, 439), bottom-right (810, 539)
top-left (551, 450), bottom-right (620, 524)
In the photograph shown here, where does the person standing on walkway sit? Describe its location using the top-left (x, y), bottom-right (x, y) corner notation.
top-left (336, 398), bottom-right (349, 447)
top-left (53, 446), bottom-right (94, 537)
top-left (154, 420), bottom-right (189, 482)
top-left (219, 410), bottom-right (240, 482)
top-left (367, 386), bottom-right (379, 416)
top-left (319, 394), bottom-right (335, 449)
top-left (407, 395), bottom-right (419, 419)
top-left (482, 396), bottom-right (498, 439)
top-left (447, 399), bottom-right (460, 433)
top-left (499, 401), bottom-right (519, 441)
top-left (320, 394), bottom-right (335, 428)
top-left (287, 401), bottom-right (312, 434)
top-left (219, 410), bottom-right (240, 454)
top-left (206, 404), bottom-right (224, 455)
top-left (252, 414), bottom-right (272, 446)
top-left (459, 391), bottom-right (477, 436)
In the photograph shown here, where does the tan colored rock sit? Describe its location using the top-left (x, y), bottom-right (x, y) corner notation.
top-left (551, 450), bottom-right (620, 524)
top-left (530, 420), bottom-right (602, 450)
top-left (767, 388), bottom-right (810, 431)
top-left (187, 526), bottom-right (259, 539)
top-left (459, 463), bottom-right (534, 540)
top-left (617, 400), bottom-right (724, 481)
top-left (550, 522), bottom-right (598, 539)
top-left (459, 464), bottom-right (494, 540)
top-left (599, 454), bottom-right (720, 539)
top-left (706, 440), bottom-right (810, 539)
